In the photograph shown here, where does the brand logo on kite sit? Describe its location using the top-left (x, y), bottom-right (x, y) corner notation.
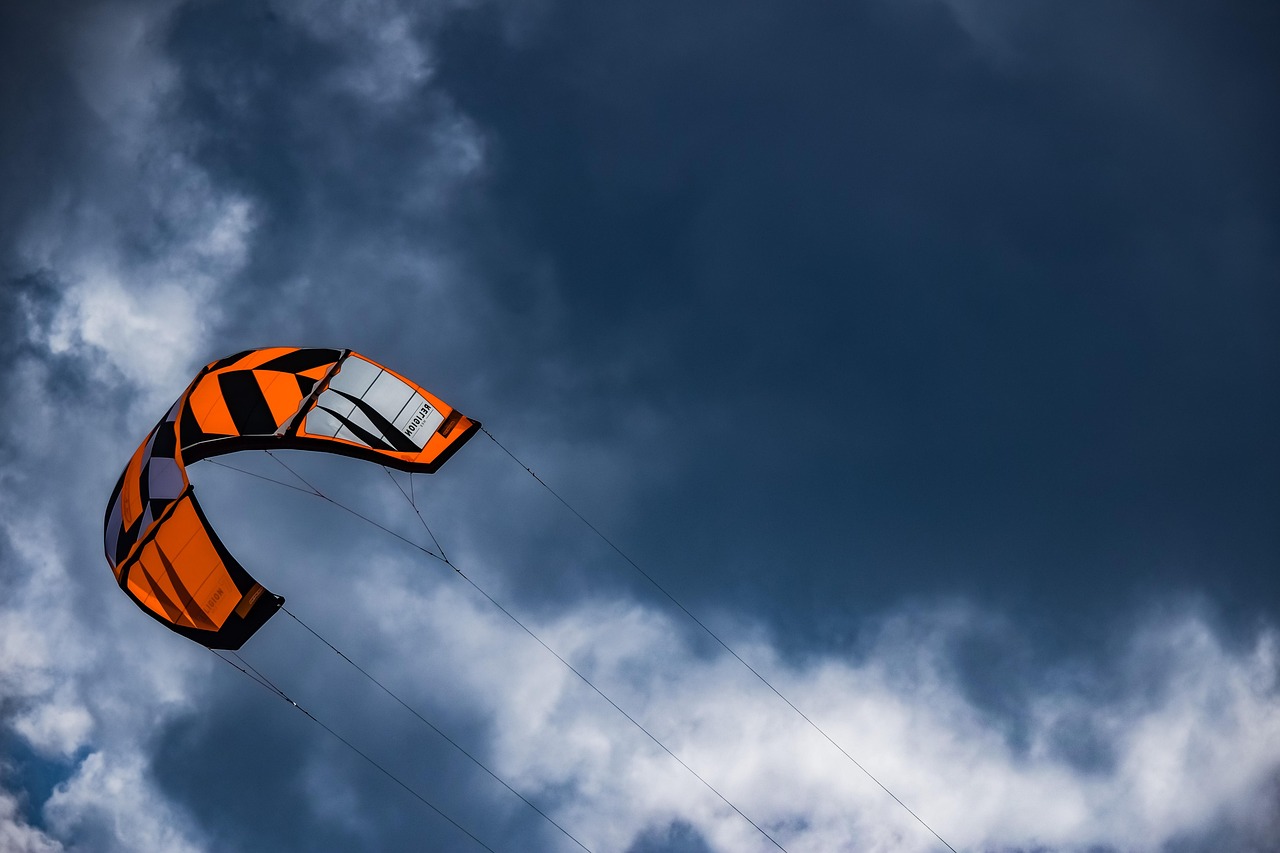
top-left (404, 402), bottom-right (434, 437)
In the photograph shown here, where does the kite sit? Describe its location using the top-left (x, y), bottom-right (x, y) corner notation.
top-left (103, 347), bottom-right (479, 650)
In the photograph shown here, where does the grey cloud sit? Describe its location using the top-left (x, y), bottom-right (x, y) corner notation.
top-left (0, 788), bottom-right (62, 853)
top-left (150, 576), bottom-right (1280, 851)
top-left (0, 3), bottom-right (262, 851)
top-left (2, 0), bottom-right (1278, 851)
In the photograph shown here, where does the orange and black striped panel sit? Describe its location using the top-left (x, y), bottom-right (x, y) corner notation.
top-left (180, 347), bottom-right (343, 457)
top-left (178, 348), bottom-right (479, 473)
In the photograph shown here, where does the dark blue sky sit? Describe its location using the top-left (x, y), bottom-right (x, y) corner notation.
top-left (429, 0), bottom-right (1280, 635)
top-left (2, 1), bottom-right (1278, 851)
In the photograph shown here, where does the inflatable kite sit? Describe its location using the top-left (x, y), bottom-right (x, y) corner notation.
top-left (103, 347), bottom-right (478, 649)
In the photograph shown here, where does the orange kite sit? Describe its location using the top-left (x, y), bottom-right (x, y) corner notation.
top-left (103, 347), bottom-right (478, 649)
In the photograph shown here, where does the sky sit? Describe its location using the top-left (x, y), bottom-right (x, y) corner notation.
top-left (1, 0), bottom-right (1278, 851)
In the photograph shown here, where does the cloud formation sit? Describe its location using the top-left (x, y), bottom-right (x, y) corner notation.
top-left (164, 559), bottom-right (1280, 852)
top-left (2, 0), bottom-right (1277, 850)
top-left (488, 596), bottom-right (1280, 850)
top-left (0, 3), bottom-right (258, 850)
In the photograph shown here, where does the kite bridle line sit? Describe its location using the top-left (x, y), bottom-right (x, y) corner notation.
top-left (214, 428), bottom-right (968, 852)
top-left (208, 451), bottom-right (791, 852)
top-left (202, 459), bottom-right (595, 852)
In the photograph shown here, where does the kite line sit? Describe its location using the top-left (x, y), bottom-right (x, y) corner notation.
top-left (209, 647), bottom-right (500, 852)
top-left (281, 606), bottom-right (593, 853)
top-left (202, 460), bottom-right (593, 852)
top-left (111, 347), bottom-right (793, 850)
top-left (479, 427), bottom-right (961, 853)
top-left (211, 451), bottom-right (791, 852)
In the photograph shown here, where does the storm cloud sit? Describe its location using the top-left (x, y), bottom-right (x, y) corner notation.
top-left (2, 0), bottom-right (1277, 850)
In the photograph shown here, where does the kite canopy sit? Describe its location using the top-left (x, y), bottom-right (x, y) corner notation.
top-left (103, 347), bottom-right (479, 650)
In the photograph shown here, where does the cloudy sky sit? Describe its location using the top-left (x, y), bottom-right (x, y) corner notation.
top-left (2, 1), bottom-right (1278, 850)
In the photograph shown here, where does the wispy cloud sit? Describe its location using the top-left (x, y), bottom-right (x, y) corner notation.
top-left (0, 788), bottom-right (61, 853)
top-left (0, 3), bottom-right (259, 849)
top-left (353, 579), bottom-right (1280, 851)
top-left (2, 1), bottom-right (1276, 851)
top-left (15, 1), bottom-right (254, 392)
top-left (44, 753), bottom-right (204, 853)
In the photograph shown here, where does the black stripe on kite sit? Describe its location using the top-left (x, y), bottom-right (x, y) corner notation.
top-left (207, 349), bottom-right (256, 372)
top-left (317, 405), bottom-right (399, 452)
top-left (150, 418), bottom-right (178, 459)
top-left (154, 541), bottom-right (218, 631)
top-left (218, 370), bottom-right (279, 437)
top-left (114, 514), bottom-right (143, 566)
top-left (330, 389), bottom-right (421, 453)
top-left (134, 558), bottom-right (186, 627)
top-left (257, 347), bottom-right (343, 375)
top-left (179, 399), bottom-right (216, 446)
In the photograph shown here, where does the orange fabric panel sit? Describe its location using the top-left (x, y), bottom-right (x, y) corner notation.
top-left (299, 364), bottom-right (333, 381)
top-left (127, 543), bottom-right (215, 629)
top-left (254, 369), bottom-right (305, 427)
top-left (126, 497), bottom-right (241, 631)
top-left (126, 559), bottom-right (192, 627)
top-left (188, 376), bottom-right (238, 437)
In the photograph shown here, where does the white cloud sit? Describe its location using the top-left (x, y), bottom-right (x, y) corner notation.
top-left (2, 3), bottom-right (1275, 852)
top-left (43, 753), bottom-right (203, 853)
top-left (16, 0), bottom-right (255, 396)
top-left (1, 4), bottom-right (256, 847)
top-left (339, 558), bottom-right (1280, 852)
top-left (0, 0), bottom-right (497, 838)
top-left (0, 354), bottom-right (210, 851)
top-left (11, 700), bottom-right (94, 762)
top-left (0, 485), bottom-right (99, 760)
top-left (24, 171), bottom-right (255, 393)
top-left (0, 790), bottom-right (63, 853)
